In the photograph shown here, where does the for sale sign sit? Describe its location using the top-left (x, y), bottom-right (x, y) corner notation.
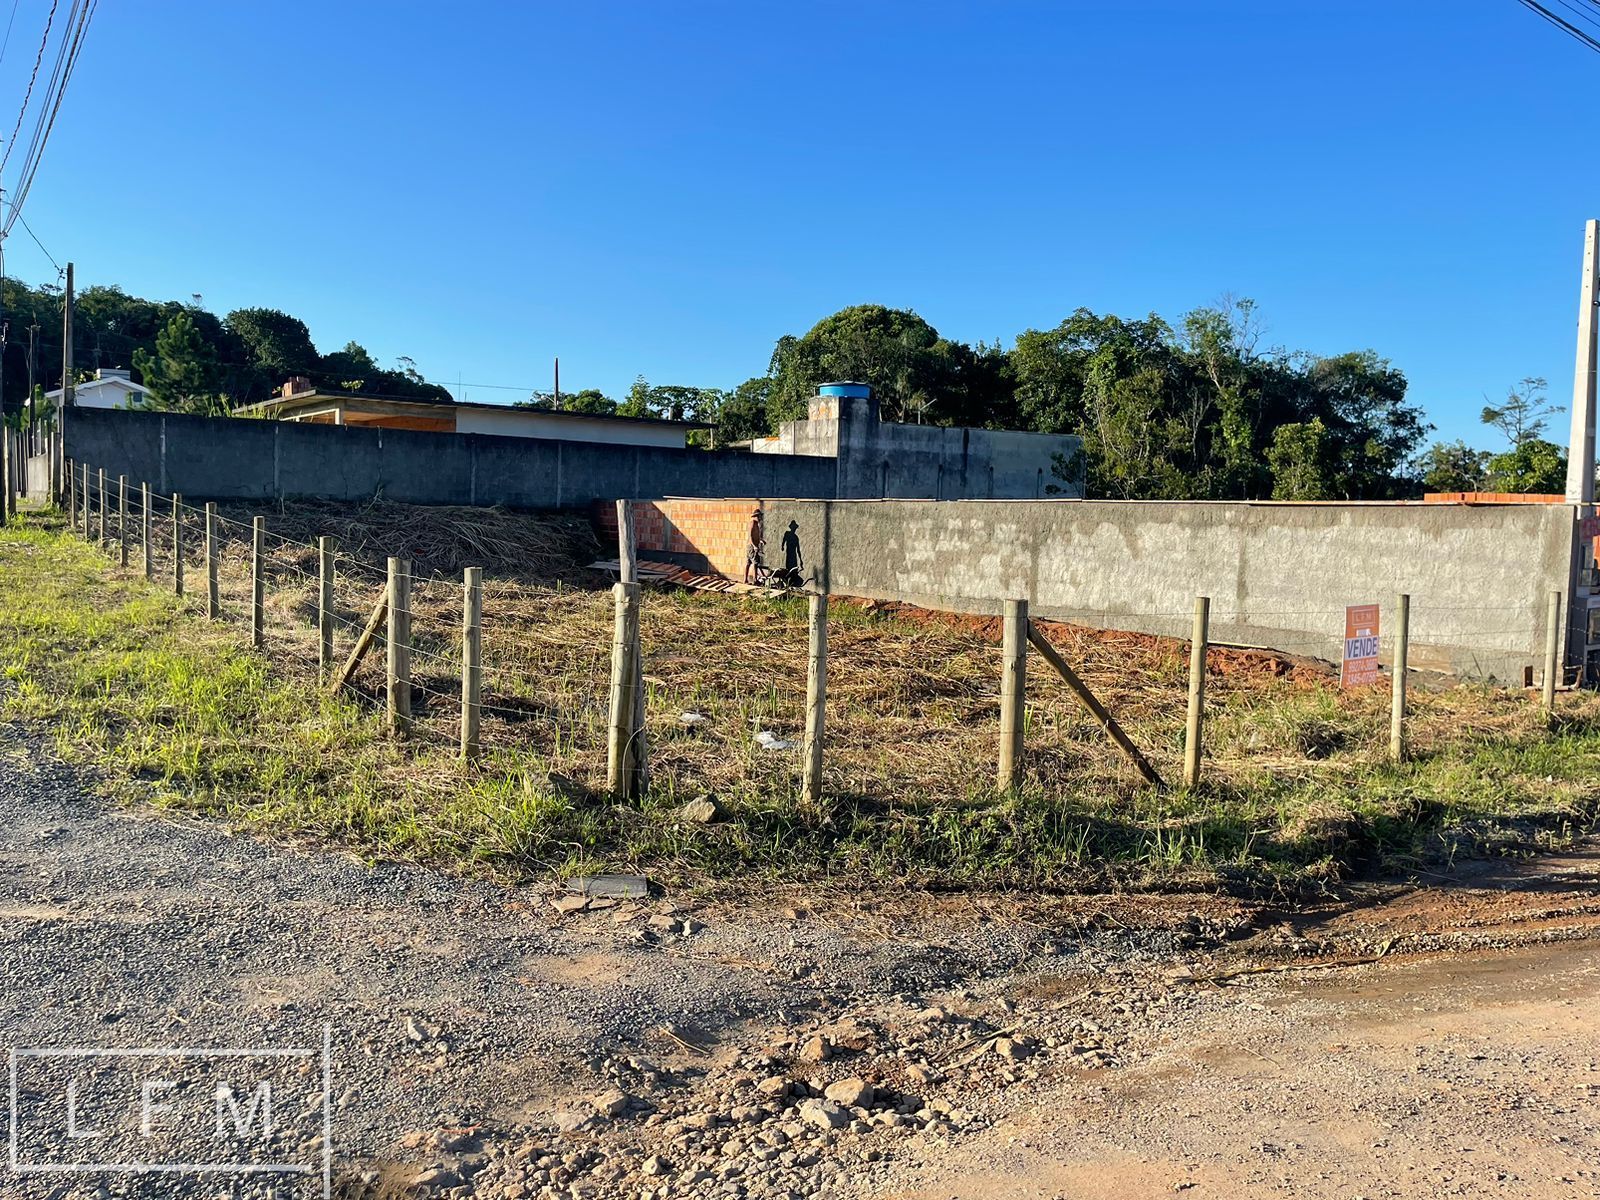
top-left (1342, 603), bottom-right (1381, 688)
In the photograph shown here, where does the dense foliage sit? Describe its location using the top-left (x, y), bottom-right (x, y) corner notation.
top-left (0, 278), bottom-right (449, 417)
top-left (2, 274), bottom-right (1566, 500)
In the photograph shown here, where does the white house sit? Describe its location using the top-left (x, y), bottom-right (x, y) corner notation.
top-left (45, 367), bottom-right (152, 410)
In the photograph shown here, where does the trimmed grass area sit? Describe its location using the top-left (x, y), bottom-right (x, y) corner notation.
top-left (4, 511), bottom-right (1600, 893)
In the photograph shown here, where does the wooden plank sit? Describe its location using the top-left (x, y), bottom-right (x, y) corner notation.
top-left (1026, 620), bottom-right (1165, 790)
top-left (328, 589), bottom-right (388, 694)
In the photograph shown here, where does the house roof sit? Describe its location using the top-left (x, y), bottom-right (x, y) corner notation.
top-left (45, 376), bottom-right (152, 400)
top-left (236, 388), bottom-right (714, 429)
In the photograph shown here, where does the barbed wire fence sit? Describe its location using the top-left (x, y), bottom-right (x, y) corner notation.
top-left (59, 462), bottom-right (1578, 807)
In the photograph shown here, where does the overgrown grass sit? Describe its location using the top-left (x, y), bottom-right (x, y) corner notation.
top-left (4, 511), bottom-right (1600, 894)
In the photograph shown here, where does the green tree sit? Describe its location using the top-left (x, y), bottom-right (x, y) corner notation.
top-left (131, 313), bottom-right (223, 414)
top-left (1486, 438), bottom-right (1567, 493)
top-left (1265, 419), bottom-right (1334, 500)
top-left (1419, 440), bottom-right (1491, 492)
top-left (519, 387), bottom-right (617, 415)
top-left (1481, 377), bottom-right (1560, 448)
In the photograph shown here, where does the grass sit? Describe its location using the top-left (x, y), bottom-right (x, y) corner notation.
top-left (4, 506), bottom-right (1600, 895)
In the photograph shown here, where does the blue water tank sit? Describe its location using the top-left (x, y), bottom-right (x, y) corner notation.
top-left (817, 382), bottom-right (872, 399)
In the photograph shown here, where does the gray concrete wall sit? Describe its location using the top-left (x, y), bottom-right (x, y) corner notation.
top-left (63, 408), bottom-right (840, 510)
top-left (751, 398), bottom-right (1084, 500)
top-left (755, 498), bottom-right (1578, 681)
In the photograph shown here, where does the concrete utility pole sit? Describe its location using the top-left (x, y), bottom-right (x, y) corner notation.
top-left (1566, 221), bottom-right (1599, 504)
top-left (61, 263), bottom-right (74, 409)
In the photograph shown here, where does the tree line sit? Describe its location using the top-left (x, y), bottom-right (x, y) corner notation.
top-left (0, 276), bottom-right (1564, 500)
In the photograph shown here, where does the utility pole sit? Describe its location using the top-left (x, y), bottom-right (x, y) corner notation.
top-left (25, 322), bottom-right (37, 454)
top-left (61, 263), bottom-right (73, 409)
top-left (1566, 220), bottom-right (1598, 504)
top-left (553, 356), bottom-right (560, 408)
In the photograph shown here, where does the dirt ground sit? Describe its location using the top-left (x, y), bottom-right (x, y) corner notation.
top-left (2, 713), bottom-right (1597, 1199)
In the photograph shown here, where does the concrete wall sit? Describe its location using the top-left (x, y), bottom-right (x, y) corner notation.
top-left (63, 408), bottom-right (838, 510)
top-left (742, 498), bottom-right (1578, 681)
top-left (454, 407), bottom-right (688, 448)
top-left (751, 394), bottom-right (1084, 500)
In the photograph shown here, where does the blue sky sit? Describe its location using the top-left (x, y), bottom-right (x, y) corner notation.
top-left (6, 0), bottom-right (1598, 443)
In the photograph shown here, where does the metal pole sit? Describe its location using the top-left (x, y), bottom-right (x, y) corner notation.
top-left (998, 598), bottom-right (1027, 790)
top-left (1390, 593), bottom-right (1409, 763)
top-left (1568, 220), bottom-right (1600, 504)
top-left (1184, 596), bottom-right (1210, 788)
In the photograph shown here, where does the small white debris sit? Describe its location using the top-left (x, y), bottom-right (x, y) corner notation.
top-left (755, 730), bottom-right (796, 751)
top-left (678, 711), bottom-right (710, 726)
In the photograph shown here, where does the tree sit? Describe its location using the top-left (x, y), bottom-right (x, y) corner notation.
top-left (1266, 419), bottom-right (1333, 500)
top-left (1486, 438), bottom-right (1566, 493)
top-left (1419, 440), bottom-right (1491, 492)
top-left (132, 313), bottom-right (223, 415)
top-left (519, 387), bottom-right (617, 415)
top-left (1481, 377), bottom-right (1561, 449)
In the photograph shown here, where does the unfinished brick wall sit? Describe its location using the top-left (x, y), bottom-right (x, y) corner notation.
top-left (593, 499), bottom-right (761, 578)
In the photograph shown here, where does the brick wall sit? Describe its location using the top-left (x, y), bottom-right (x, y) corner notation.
top-left (594, 499), bottom-right (761, 578)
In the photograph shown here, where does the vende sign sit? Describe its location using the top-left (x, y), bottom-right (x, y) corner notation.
top-left (1342, 603), bottom-right (1381, 688)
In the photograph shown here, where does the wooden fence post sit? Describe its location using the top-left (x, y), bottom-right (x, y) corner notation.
top-left (76, 463), bottom-right (86, 535)
top-left (117, 475), bottom-right (128, 567)
top-left (172, 493), bottom-right (184, 596)
top-left (1027, 621), bottom-right (1165, 788)
top-left (615, 500), bottom-right (648, 792)
top-left (1544, 589), bottom-right (1562, 718)
top-left (140, 483), bottom-right (152, 579)
top-left (607, 581), bottom-right (640, 797)
top-left (1390, 593), bottom-right (1410, 763)
top-left (387, 557), bottom-right (411, 737)
top-left (250, 516), bottom-right (266, 647)
top-left (96, 467), bottom-right (106, 545)
top-left (2, 431), bottom-right (12, 523)
top-left (998, 598), bottom-right (1028, 790)
top-left (66, 459), bottom-right (75, 532)
top-left (318, 536), bottom-right (335, 674)
top-left (461, 566), bottom-right (482, 760)
top-left (804, 590), bottom-right (829, 804)
top-left (204, 503), bottom-right (220, 618)
top-left (1184, 596), bottom-right (1210, 788)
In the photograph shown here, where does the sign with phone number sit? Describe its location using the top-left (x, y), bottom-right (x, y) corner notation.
top-left (1342, 604), bottom-right (1381, 688)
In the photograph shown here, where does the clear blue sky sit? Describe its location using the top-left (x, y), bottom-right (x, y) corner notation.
top-left (7, 0), bottom-right (1599, 444)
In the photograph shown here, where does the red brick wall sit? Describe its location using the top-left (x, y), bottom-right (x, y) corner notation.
top-left (594, 499), bottom-right (760, 578)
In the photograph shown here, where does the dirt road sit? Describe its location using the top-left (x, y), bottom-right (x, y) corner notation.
top-left (0, 723), bottom-right (1595, 1199)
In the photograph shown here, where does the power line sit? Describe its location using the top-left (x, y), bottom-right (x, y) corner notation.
top-left (0, 0), bottom-right (59, 183)
top-left (1515, 0), bottom-right (1600, 52)
top-left (13, 208), bottom-right (57, 272)
top-left (0, 0), bottom-right (24, 71)
top-left (4, 0), bottom-right (96, 235)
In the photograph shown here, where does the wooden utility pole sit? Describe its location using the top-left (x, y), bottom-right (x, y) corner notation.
top-left (387, 557), bottom-right (411, 736)
top-left (461, 566), bottom-right (482, 760)
top-left (803, 590), bottom-right (829, 804)
top-left (204, 503), bottom-right (219, 617)
top-left (117, 475), bottom-right (127, 567)
top-left (1544, 589), bottom-right (1562, 718)
top-left (998, 598), bottom-right (1028, 790)
top-left (250, 516), bottom-right (265, 647)
top-left (172, 493), bottom-right (184, 596)
top-left (1184, 596), bottom-right (1210, 788)
top-left (607, 581), bottom-right (641, 797)
top-left (317, 537), bottom-right (335, 674)
top-left (1390, 593), bottom-right (1410, 763)
top-left (61, 264), bottom-right (73, 411)
top-left (140, 482), bottom-right (151, 579)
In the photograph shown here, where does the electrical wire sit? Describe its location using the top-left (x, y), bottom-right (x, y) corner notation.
top-left (1515, 0), bottom-right (1600, 52)
top-left (0, 0), bottom-right (58, 183)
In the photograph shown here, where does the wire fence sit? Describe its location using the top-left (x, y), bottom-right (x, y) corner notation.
top-left (60, 466), bottom-right (1581, 806)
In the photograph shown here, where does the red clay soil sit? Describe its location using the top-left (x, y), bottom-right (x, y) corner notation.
top-left (845, 597), bottom-right (1335, 686)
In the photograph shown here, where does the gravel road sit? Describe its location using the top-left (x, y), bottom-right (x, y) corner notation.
top-left (1, 719), bottom-right (1596, 1200)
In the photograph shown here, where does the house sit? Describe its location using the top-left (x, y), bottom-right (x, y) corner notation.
top-left (45, 367), bottom-right (151, 410)
top-left (234, 378), bottom-right (709, 449)
top-left (746, 382), bottom-right (1086, 499)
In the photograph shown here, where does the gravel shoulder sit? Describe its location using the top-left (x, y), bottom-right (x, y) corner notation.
top-left (0, 723), bottom-right (1596, 1200)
